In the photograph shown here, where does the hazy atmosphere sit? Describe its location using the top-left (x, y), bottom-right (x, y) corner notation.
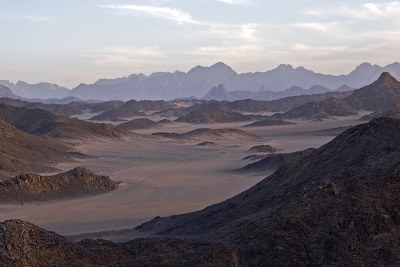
top-left (2, 1), bottom-right (400, 266)
top-left (1, 0), bottom-right (400, 87)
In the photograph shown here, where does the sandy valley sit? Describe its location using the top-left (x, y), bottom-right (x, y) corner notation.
top-left (0, 115), bottom-right (365, 237)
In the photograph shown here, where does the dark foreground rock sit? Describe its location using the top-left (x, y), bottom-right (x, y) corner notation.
top-left (0, 220), bottom-right (237, 267)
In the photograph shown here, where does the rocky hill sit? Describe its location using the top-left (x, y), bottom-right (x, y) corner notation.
top-left (90, 100), bottom-right (173, 121)
top-left (153, 128), bottom-right (260, 141)
top-left (175, 108), bottom-right (257, 123)
top-left (0, 220), bottom-right (236, 267)
top-left (346, 72), bottom-right (400, 112)
top-left (244, 118), bottom-right (295, 127)
top-left (0, 104), bottom-right (127, 140)
top-left (137, 118), bottom-right (400, 265)
top-left (0, 119), bottom-right (77, 174)
top-left (248, 145), bottom-right (280, 153)
top-left (116, 118), bottom-right (160, 131)
top-left (0, 167), bottom-right (118, 203)
top-left (276, 97), bottom-right (359, 119)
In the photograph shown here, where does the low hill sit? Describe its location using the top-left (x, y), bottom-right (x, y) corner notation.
top-left (0, 104), bottom-right (127, 140)
top-left (0, 119), bottom-right (76, 174)
top-left (137, 118), bottom-right (400, 265)
top-left (347, 72), bottom-right (400, 112)
top-left (90, 100), bottom-right (173, 121)
top-left (116, 118), bottom-right (160, 131)
top-left (244, 118), bottom-right (295, 127)
top-left (248, 145), bottom-right (280, 153)
top-left (240, 148), bottom-right (316, 173)
top-left (0, 220), bottom-right (236, 266)
top-left (175, 108), bottom-right (257, 123)
top-left (153, 128), bottom-right (260, 141)
top-left (275, 97), bottom-right (359, 119)
top-left (0, 167), bottom-right (118, 203)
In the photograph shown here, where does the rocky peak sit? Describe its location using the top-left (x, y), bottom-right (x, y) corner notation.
top-left (376, 72), bottom-right (400, 87)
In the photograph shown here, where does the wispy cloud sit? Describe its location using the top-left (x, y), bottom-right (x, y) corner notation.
top-left (341, 2), bottom-right (400, 20)
top-left (0, 15), bottom-right (50, 22)
top-left (293, 22), bottom-right (337, 32)
top-left (215, 0), bottom-right (250, 5)
top-left (99, 4), bottom-right (196, 24)
top-left (92, 46), bottom-right (166, 67)
top-left (306, 2), bottom-right (400, 21)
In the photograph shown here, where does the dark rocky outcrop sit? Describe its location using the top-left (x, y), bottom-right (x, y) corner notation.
top-left (0, 220), bottom-right (237, 267)
top-left (0, 167), bottom-right (119, 203)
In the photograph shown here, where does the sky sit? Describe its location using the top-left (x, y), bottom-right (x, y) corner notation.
top-left (0, 0), bottom-right (400, 88)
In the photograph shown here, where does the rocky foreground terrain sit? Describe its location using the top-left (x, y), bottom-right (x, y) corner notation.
top-left (0, 220), bottom-right (237, 267)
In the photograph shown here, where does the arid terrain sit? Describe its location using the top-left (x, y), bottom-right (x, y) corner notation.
top-left (1, 72), bottom-right (400, 266)
top-left (0, 113), bottom-right (364, 236)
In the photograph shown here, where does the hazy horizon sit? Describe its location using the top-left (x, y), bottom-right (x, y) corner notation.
top-left (1, 0), bottom-right (400, 88)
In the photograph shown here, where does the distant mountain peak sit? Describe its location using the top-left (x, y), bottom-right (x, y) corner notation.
top-left (276, 64), bottom-right (294, 70)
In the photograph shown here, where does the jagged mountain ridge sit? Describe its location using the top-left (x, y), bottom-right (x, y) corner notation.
top-left (69, 62), bottom-right (400, 100)
top-left (3, 62), bottom-right (394, 101)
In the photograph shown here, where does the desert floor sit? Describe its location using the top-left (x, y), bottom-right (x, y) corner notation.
top-left (0, 115), bottom-right (366, 240)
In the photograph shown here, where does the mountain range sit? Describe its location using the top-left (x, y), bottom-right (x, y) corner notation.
top-left (1, 62), bottom-right (399, 101)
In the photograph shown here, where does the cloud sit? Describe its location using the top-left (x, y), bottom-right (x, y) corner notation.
top-left (216, 0), bottom-right (250, 5)
top-left (99, 4), bottom-right (196, 24)
top-left (293, 22), bottom-right (337, 32)
top-left (306, 2), bottom-right (400, 21)
top-left (341, 2), bottom-right (400, 20)
top-left (0, 15), bottom-right (50, 22)
top-left (92, 46), bottom-right (166, 67)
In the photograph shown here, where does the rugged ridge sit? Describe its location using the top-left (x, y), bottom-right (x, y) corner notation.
top-left (137, 118), bottom-right (400, 265)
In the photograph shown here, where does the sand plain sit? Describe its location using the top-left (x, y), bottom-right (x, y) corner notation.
top-left (0, 114), bottom-right (366, 239)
